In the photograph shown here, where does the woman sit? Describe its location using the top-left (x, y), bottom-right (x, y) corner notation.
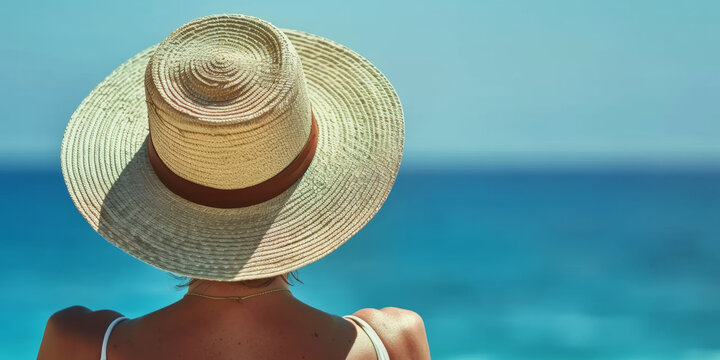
top-left (39, 14), bottom-right (430, 359)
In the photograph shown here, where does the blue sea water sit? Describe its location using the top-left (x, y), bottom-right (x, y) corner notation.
top-left (1, 166), bottom-right (720, 359)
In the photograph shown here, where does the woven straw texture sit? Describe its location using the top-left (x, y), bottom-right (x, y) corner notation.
top-left (60, 14), bottom-right (404, 281)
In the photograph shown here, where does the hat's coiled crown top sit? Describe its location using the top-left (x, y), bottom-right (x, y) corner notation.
top-left (145, 14), bottom-right (312, 190)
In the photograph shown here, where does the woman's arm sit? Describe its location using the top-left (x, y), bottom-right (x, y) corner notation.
top-left (353, 307), bottom-right (431, 360)
top-left (37, 306), bottom-right (124, 360)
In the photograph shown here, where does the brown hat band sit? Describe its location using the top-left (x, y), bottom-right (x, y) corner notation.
top-left (147, 112), bottom-right (319, 208)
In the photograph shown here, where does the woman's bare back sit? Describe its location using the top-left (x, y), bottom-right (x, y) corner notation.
top-left (37, 290), bottom-right (430, 360)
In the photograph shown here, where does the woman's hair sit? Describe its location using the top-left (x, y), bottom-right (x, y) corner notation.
top-left (176, 271), bottom-right (302, 289)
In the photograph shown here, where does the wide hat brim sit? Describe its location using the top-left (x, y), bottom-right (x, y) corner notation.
top-left (61, 29), bottom-right (404, 281)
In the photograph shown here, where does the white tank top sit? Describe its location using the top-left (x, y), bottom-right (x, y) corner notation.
top-left (100, 317), bottom-right (126, 360)
top-left (100, 315), bottom-right (390, 359)
top-left (343, 315), bottom-right (391, 360)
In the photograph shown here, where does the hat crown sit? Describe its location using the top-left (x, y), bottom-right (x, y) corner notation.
top-left (178, 47), bottom-right (278, 103)
top-left (145, 14), bottom-right (312, 190)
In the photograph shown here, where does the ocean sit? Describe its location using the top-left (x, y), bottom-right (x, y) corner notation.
top-left (1, 166), bottom-right (719, 359)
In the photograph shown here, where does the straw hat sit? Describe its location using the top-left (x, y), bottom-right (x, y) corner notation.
top-left (60, 14), bottom-right (404, 281)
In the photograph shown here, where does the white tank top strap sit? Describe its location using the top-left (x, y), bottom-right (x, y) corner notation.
top-left (100, 316), bottom-right (127, 360)
top-left (344, 315), bottom-right (391, 360)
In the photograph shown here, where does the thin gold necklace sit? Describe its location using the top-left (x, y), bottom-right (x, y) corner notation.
top-left (185, 288), bottom-right (290, 302)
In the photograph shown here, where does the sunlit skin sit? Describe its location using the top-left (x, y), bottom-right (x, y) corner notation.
top-left (37, 275), bottom-right (431, 359)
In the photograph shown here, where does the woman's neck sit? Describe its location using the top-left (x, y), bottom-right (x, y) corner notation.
top-left (186, 277), bottom-right (291, 298)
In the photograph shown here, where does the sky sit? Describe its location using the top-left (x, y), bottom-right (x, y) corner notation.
top-left (1, 0), bottom-right (719, 168)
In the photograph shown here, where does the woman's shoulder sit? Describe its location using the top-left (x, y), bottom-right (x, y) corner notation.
top-left (351, 307), bottom-right (431, 360)
top-left (37, 306), bottom-right (125, 360)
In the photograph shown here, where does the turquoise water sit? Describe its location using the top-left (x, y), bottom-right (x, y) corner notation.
top-left (1, 166), bottom-right (720, 359)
